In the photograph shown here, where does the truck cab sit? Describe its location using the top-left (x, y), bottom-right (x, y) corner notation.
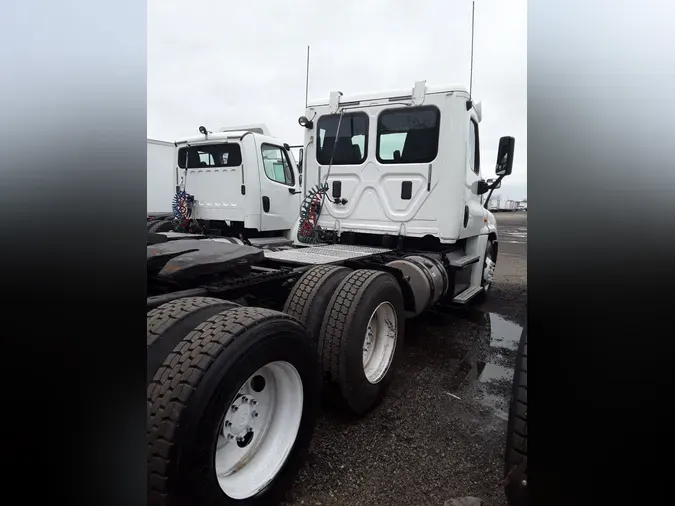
top-left (173, 125), bottom-right (302, 237)
top-left (297, 81), bottom-right (511, 248)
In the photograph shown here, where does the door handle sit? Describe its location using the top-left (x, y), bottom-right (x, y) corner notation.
top-left (288, 188), bottom-right (301, 195)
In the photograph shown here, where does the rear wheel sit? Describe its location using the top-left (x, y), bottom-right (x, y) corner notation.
top-left (504, 326), bottom-right (528, 506)
top-left (319, 269), bottom-right (405, 415)
top-left (283, 265), bottom-right (352, 344)
top-left (146, 297), bottom-right (239, 383)
top-left (147, 307), bottom-right (321, 506)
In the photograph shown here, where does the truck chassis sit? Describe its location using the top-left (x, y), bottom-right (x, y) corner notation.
top-left (146, 229), bottom-right (497, 506)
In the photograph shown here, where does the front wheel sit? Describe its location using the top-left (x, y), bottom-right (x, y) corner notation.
top-left (147, 307), bottom-right (321, 506)
top-left (476, 239), bottom-right (496, 302)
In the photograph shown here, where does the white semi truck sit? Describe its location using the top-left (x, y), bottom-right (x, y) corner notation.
top-left (146, 124), bottom-right (304, 238)
top-left (146, 81), bottom-right (515, 506)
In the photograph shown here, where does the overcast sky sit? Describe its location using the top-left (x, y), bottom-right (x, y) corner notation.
top-left (148, 0), bottom-right (527, 200)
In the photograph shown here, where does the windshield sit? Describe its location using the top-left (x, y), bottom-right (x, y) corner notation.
top-left (316, 112), bottom-right (369, 165)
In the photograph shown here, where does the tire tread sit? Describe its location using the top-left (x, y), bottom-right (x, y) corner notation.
top-left (147, 306), bottom-right (299, 505)
top-left (319, 269), bottom-right (383, 382)
top-left (147, 296), bottom-right (227, 347)
top-left (283, 265), bottom-right (351, 341)
top-left (505, 329), bottom-right (528, 505)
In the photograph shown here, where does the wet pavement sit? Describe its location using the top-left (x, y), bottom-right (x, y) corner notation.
top-left (285, 213), bottom-right (527, 506)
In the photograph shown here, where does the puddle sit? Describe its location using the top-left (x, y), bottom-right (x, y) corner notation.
top-left (443, 309), bottom-right (523, 392)
top-left (478, 361), bottom-right (513, 383)
top-left (488, 313), bottom-right (522, 351)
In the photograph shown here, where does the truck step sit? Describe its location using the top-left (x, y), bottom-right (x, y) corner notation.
top-left (449, 254), bottom-right (480, 268)
top-left (452, 285), bottom-right (484, 304)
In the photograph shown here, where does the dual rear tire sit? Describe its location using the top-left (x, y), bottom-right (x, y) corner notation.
top-left (284, 267), bottom-right (405, 415)
top-left (147, 299), bottom-right (321, 506)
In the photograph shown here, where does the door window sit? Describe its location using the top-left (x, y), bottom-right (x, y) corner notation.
top-left (469, 119), bottom-right (480, 174)
top-left (261, 144), bottom-right (295, 186)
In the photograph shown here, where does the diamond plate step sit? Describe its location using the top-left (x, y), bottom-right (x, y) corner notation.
top-left (264, 244), bottom-right (391, 265)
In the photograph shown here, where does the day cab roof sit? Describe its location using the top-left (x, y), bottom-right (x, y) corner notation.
top-left (306, 83), bottom-right (471, 107)
top-left (173, 123), bottom-right (285, 148)
top-left (306, 82), bottom-right (481, 122)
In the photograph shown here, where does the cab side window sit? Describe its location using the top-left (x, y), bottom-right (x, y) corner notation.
top-left (469, 119), bottom-right (480, 174)
top-left (261, 144), bottom-right (295, 186)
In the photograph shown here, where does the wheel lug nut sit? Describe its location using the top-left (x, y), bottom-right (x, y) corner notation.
top-left (227, 434), bottom-right (234, 440)
top-left (231, 405), bottom-right (238, 412)
top-left (250, 399), bottom-right (257, 406)
top-left (252, 411), bottom-right (259, 417)
top-left (247, 426), bottom-right (254, 433)
top-left (224, 420), bottom-right (232, 427)
top-left (241, 396), bottom-right (248, 403)
top-left (236, 436), bottom-right (244, 442)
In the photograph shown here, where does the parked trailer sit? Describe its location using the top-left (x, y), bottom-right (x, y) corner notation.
top-left (147, 139), bottom-right (176, 219)
top-left (500, 199), bottom-right (518, 212)
top-left (146, 81), bottom-right (515, 506)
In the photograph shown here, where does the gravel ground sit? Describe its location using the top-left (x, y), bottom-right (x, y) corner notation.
top-left (285, 212), bottom-right (527, 506)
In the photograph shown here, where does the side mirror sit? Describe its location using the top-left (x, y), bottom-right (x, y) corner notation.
top-left (486, 178), bottom-right (502, 189)
top-left (495, 136), bottom-right (515, 176)
top-left (475, 180), bottom-right (490, 195)
top-left (298, 147), bottom-right (304, 173)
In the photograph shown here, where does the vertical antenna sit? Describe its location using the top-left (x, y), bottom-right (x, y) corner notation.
top-left (468, 1), bottom-right (476, 107)
top-left (304, 45), bottom-right (311, 109)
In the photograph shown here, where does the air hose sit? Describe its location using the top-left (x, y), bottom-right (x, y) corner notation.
top-left (297, 183), bottom-right (328, 244)
top-left (172, 190), bottom-right (195, 232)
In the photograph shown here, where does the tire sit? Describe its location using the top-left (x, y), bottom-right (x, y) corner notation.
top-left (282, 265), bottom-right (352, 344)
top-left (319, 269), bottom-right (405, 415)
top-left (147, 307), bottom-right (321, 506)
top-left (147, 297), bottom-right (239, 383)
top-left (148, 219), bottom-right (175, 233)
top-left (504, 326), bottom-right (528, 506)
top-left (476, 238), bottom-right (496, 302)
top-left (147, 219), bottom-right (162, 231)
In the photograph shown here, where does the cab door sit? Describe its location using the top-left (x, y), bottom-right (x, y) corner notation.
top-left (458, 116), bottom-right (487, 238)
top-left (258, 143), bottom-right (301, 231)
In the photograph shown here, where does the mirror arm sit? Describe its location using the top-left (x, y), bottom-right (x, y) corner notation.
top-left (483, 174), bottom-right (506, 209)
